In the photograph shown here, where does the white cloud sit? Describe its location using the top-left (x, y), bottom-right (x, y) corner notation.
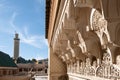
top-left (9, 12), bottom-right (18, 30)
top-left (0, 46), bottom-right (7, 48)
top-left (8, 12), bottom-right (48, 49)
top-left (20, 32), bottom-right (48, 49)
top-left (36, 0), bottom-right (44, 4)
top-left (35, 55), bottom-right (44, 60)
top-left (35, 0), bottom-right (45, 13)
top-left (0, 0), bottom-right (14, 14)
top-left (0, 46), bottom-right (8, 52)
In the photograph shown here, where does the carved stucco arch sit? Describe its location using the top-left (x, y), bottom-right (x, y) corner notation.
top-left (76, 30), bottom-right (87, 53)
top-left (66, 30), bottom-right (88, 61)
top-left (91, 55), bottom-right (97, 66)
top-left (85, 31), bottom-right (102, 61)
top-left (65, 50), bottom-right (73, 60)
top-left (90, 8), bottom-right (111, 46)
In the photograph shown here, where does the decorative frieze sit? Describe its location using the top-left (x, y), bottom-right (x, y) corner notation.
top-left (67, 49), bottom-right (120, 79)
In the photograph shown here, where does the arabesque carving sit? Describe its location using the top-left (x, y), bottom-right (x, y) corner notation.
top-left (91, 9), bottom-right (111, 46)
top-left (67, 48), bottom-right (120, 79)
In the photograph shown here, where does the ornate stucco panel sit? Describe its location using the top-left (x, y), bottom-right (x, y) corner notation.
top-left (90, 9), bottom-right (111, 47)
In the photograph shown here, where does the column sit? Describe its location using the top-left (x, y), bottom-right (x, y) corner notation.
top-left (97, 58), bottom-right (101, 67)
top-left (67, 63), bottom-right (69, 73)
top-left (77, 60), bottom-right (80, 73)
top-left (71, 62), bottom-right (74, 73)
top-left (49, 46), bottom-right (67, 80)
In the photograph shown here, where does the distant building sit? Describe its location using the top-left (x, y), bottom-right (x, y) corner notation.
top-left (0, 51), bottom-right (18, 76)
top-left (12, 32), bottom-right (48, 73)
top-left (17, 58), bottom-right (48, 74)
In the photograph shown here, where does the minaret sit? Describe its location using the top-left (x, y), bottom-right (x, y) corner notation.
top-left (13, 33), bottom-right (20, 63)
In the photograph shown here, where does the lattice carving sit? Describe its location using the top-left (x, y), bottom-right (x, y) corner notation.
top-left (89, 67), bottom-right (95, 76)
top-left (93, 60), bottom-right (97, 68)
top-left (110, 65), bottom-right (120, 79)
top-left (91, 9), bottom-right (111, 45)
top-left (96, 66), bottom-right (104, 77)
top-left (102, 52), bottom-right (112, 66)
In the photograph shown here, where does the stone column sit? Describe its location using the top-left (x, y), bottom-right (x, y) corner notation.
top-left (49, 46), bottom-right (67, 80)
top-left (69, 63), bottom-right (71, 73)
top-left (97, 58), bottom-right (101, 67)
top-left (67, 63), bottom-right (70, 73)
top-left (77, 60), bottom-right (80, 73)
top-left (74, 61), bottom-right (77, 73)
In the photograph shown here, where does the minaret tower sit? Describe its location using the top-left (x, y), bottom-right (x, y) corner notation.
top-left (13, 33), bottom-right (20, 63)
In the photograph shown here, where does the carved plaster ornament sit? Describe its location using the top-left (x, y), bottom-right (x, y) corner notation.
top-left (96, 66), bottom-right (104, 77)
top-left (96, 48), bottom-right (113, 77)
top-left (76, 30), bottom-right (87, 53)
top-left (110, 65), bottom-right (120, 79)
top-left (102, 52), bottom-right (112, 66)
top-left (67, 40), bottom-right (75, 57)
top-left (70, 62), bottom-right (74, 73)
top-left (89, 67), bottom-right (95, 76)
top-left (76, 60), bottom-right (80, 72)
top-left (61, 56), bottom-right (65, 61)
top-left (93, 60), bottom-right (97, 68)
top-left (86, 26), bottom-right (90, 32)
top-left (81, 62), bottom-right (85, 68)
top-left (86, 58), bottom-right (91, 67)
top-left (74, 62), bottom-right (77, 73)
top-left (65, 54), bottom-right (69, 60)
top-left (79, 62), bottom-right (84, 74)
top-left (80, 62), bottom-right (83, 68)
top-left (91, 9), bottom-right (111, 45)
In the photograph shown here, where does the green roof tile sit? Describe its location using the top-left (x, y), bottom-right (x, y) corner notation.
top-left (0, 51), bottom-right (17, 67)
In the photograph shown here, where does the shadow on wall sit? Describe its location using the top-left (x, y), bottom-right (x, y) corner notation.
top-left (58, 74), bottom-right (69, 80)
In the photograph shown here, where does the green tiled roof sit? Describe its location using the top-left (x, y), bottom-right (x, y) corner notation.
top-left (0, 51), bottom-right (17, 67)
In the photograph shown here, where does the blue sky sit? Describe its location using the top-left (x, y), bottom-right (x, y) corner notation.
top-left (0, 0), bottom-right (48, 60)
